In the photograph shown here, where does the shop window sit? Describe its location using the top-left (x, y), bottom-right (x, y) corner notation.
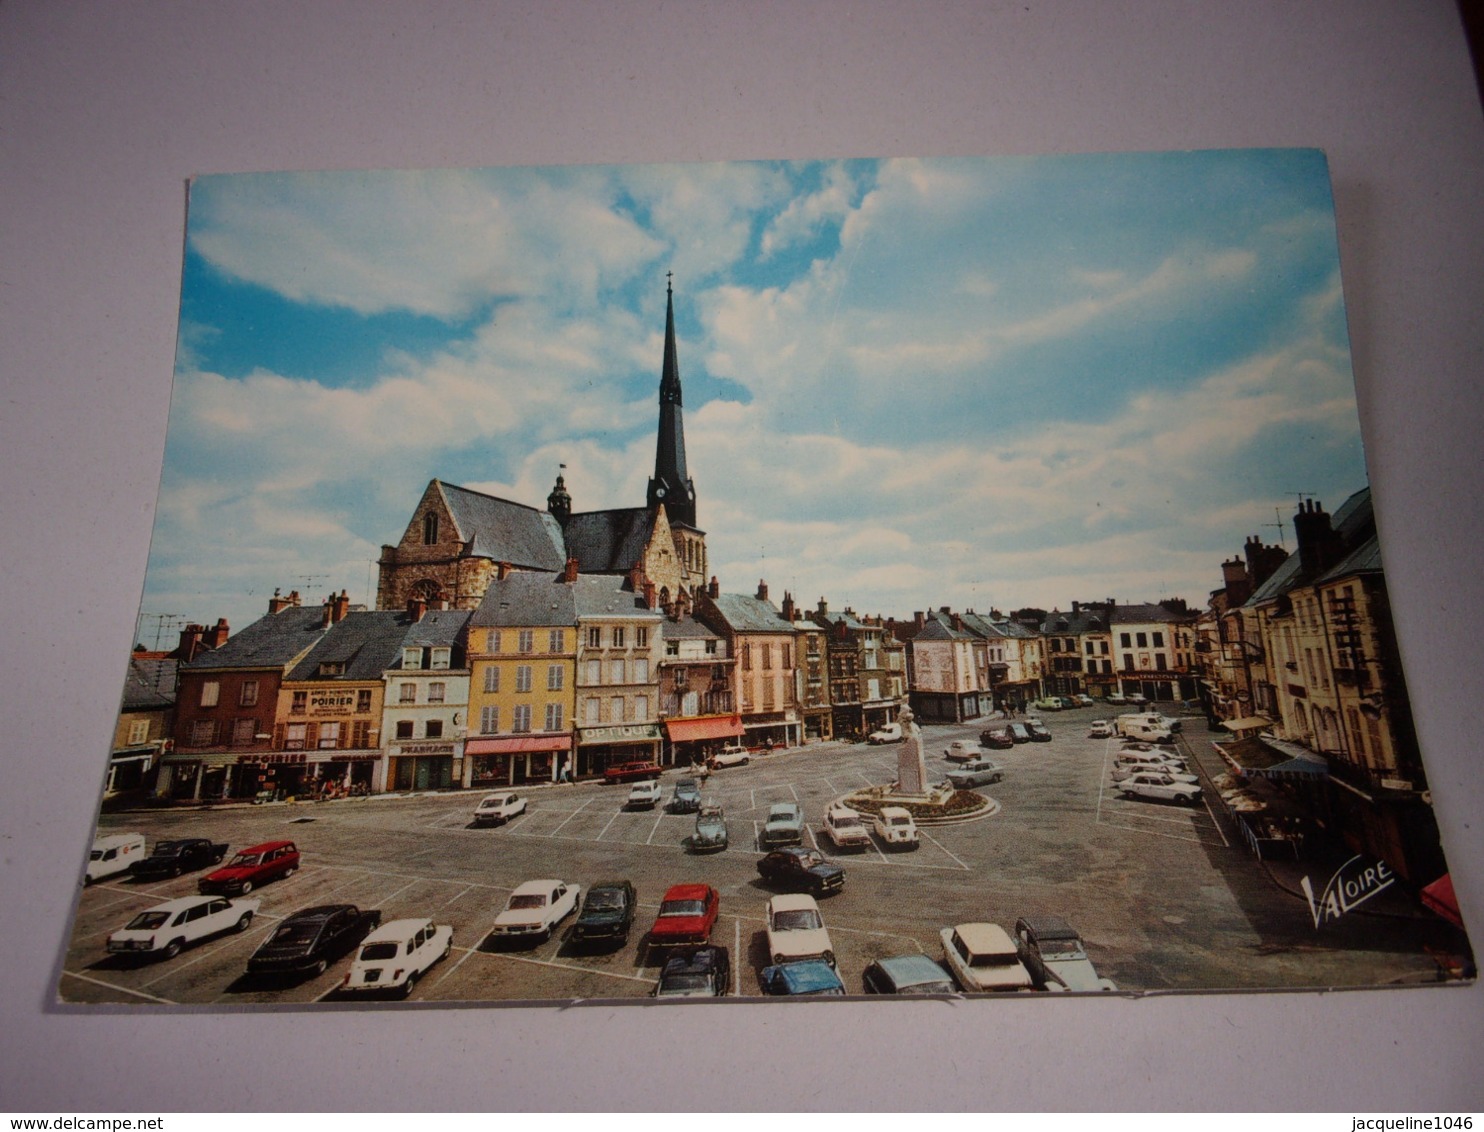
top-left (284, 723), bottom-right (307, 749)
top-left (428, 682), bottom-right (446, 703)
top-left (200, 681), bottom-right (219, 708)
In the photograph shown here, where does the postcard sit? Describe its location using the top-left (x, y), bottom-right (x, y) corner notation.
top-left (61, 151), bottom-right (1473, 1005)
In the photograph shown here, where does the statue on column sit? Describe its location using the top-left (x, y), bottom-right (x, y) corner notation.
top-left (895, 701), bottom-right (928, 795)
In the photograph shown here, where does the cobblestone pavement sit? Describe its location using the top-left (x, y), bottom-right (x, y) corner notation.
top-left (59, 706), bottom-right (1469, 1005)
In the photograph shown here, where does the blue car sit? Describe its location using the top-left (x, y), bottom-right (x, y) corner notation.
top-left (759, 960), bottom-right (846, 996)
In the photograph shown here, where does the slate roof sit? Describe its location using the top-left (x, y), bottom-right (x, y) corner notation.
top-left (120, 658), bottom-right (175, 712)
top-left (1247, 487), bottom-right (1374, 606)
top-left (815, 609), bottom-right (871, 633)
top-left (563, 507), bottom-right (656, 574)
top-left (440, 482), bottom-right (567, 569)
top-left (659, 614), bottom-right (722, 641)
top-left (397, 608), bottom-right (472, 649)
top-left (468, 571), bottom-right (579, 628)
top-left (1040, 607), bottom-right (1112, 635)
top-left (911, 616), bottom-right (973, 642)
top-left (1110, 603), bottom-right (1191, 626)
top-left (182, 606), bottom-right (329, 671)
top-left (571, 573), bottom-right (663, 621)
top-left (128, 655), bottom-right (179, 700)
top-left (287, 611), bottom-right (420, 682)
top-left (958, 611), bottom-right (1007, 640)
top-left (703, 592), bottom-right (791, 634)
top-left (1318, 534), bottom-right (1384, 583)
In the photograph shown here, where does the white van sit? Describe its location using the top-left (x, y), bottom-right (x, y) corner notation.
top-left (86, 832), bottom-right (146, 884)
top-left (1115, 714), bottom-right (1174, 743)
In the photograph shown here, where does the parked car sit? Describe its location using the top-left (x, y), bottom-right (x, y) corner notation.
top-left (1073, 694), bottom-right (1096, 707)
top-left (944, 739), bottom-right (987, 762)
top-left (1115, 772), bottom-right (1202, 805)
top-left (198, 840), bottom-right (299, 896)
top-left (247, 904), bottom-right (382, 978)
top-left (669, 778), bottom-right (703, 813)
top-left (1088, 720), bottom-right (1113, 738)
top-left (765, 893), bottom-right (835, 967)
top-left (979, 726), bottom-right (1015, 749)
top-left (652, 944), bottom-right (731, 998)
top-left (1032, 697), bottom-right (1063, 712)
top-left (707, 745), bottom-right (750, 769)
top-left (756, 846), bottom-right (846, 896)
top-left (759, 959), bottom-right (846, 996)
top-left (107, 895), bottom-right (259, 960)
top-left (472, 790), bottom-right (527, 826)
top-left (1106, 692), bottom-right (1128, 705)
top-left (862, 953), bottom-right (957, 996)
top-left (690, 804), bottom-right (729, 852)
top-left (342, 917), bottom-right (453, 998)
top-left (570, 880), bottom-right (638, 947)
top-left (1114, 751), bottom-right (1189, 775)
top-left (760, 801), bottom-right (805, 848)
top-left (821, 802), bottom-right (872, 851)
top-left (946, 758), bottom-right (1004, 790)
top-left (940, 922), bottom-right (1035, 992)
top-left (1110, 763), bottom-right (1198, 785)
top-left (626, 780), bottom-right (663, 810)
top-left (1006, 722), bottom-right (1031, 743)
top-left (1024, 720), bottom-right (1052, 742)
top-left (603, 760), bottom-right (661, 784)
top-left (647, 884), bottom-right (720, 949)
top-left (487, 879), bottom-right (580, 944)
top-left (1127, 692), bottom-right (1149, 705)
top-left (867, 723), bottom-right (903, 744)
top-left (1013, 917), bottom-right (1118, 992)
top-left (86, 832), bottom-right (147, 884)
top-left (130, 838), bottom-right (228, 880)
top-left (872, 805), bottom-right (919, 849)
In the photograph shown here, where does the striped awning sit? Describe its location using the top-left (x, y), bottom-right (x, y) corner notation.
top-left (665, 714), bottom-right (745, 742)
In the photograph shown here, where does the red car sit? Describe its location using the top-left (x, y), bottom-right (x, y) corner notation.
top-left (198, 840), bottom-right (300, 896)
top-left (602, 761), bottom-right (662, 784)
top-left (647, 884), bottom-right (719, 949)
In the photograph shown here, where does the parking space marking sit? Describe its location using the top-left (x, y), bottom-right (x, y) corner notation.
top-left (139, 914), bottom-right (285, 990)
top-left (80, 885), bottom-right (181, 912)
top-left (917, 829), bottom-right (971, 871)
top-left (61, 969), bottom-right (177, 1005)
top-left (432, 941), bottom-right (484, 988)
top-left (547, 797), bottom-right (597, 835)
top-left (595, 809), bottom-right (622, 841)
top-left (468, 948), bottom-right (659, 987)
top-left (440, 884), bottom-right (474, 908)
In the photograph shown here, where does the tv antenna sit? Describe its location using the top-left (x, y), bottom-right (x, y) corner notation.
top-left (137, 612), bottom-right (188, 651)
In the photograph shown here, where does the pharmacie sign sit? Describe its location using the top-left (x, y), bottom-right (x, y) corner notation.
top-left (1300, 854), bottom-right (1396, 928)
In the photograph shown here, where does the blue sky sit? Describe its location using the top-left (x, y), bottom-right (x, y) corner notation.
top-left (141, 151), bottom-right (1367, 639)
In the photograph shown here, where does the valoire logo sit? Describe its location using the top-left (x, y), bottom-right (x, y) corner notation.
top-left (1300, 854), bottom-right (1395, 928)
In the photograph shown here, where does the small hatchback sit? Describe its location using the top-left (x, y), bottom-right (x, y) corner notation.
top-left (343, 918), bottom-right (453, 998)
top-left (472, 791), bottom-right (527, 827)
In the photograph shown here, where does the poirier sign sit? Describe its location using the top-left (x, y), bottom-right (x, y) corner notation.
top-left (1300, 854), bottom-right (1395, 928)
top-left (309, 691), bottom-right (356, 715)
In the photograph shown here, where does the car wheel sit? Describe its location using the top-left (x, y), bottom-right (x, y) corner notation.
top-left (163, 938), bottom-right (184, 960)
top-left (214, 852), bottom-right (225, 864)
top-left (313, 958), bottom-right (327, 976)
top-left (284, 866), bottom-right (296, 878)
top-left (824, 951), bottom-right (836, 968)
top-left (170, 866), bottom-right (182, 878)
top-left (238, 880), bottom-right (254, 894)
top-left (741, 757), bottom-right (749, 766)
top-left (400, 972), bottom-right (418, 999)
top-left (235, 912), bottom-right (253, 933)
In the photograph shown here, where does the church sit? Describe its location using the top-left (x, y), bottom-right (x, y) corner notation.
top-left (375, 280), bottom-right (709, 613)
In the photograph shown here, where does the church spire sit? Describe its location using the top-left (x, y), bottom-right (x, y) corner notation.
top-left (647, 274), bottom-right (697, 528)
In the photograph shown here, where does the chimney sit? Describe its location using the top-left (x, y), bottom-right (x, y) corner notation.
top-left (1293, 499), bottom-right (1341, 576)
top-left (628, 565), bottom-right (646, 592)
top-left (939, 605), bottom-right (952, 615)
top-left (643, 580), bottom-right (658, 610)
top-left (563, 556), bottom-right (579, 584)
top-left (321, 598), bottom-right (334, 628)
top-left (406, 595), bottom-right (428, 622)
top-left (708, 576), bottom-right (720, 599)
top-left (267, 588), bottom-right (294, 615)
top-left (817, 598), bottom-right (828, 617)
top-left (334, 590), bottom-right (350, 622)
top-left (915, 611), bottom-right (926, 629)
top-left (205, 618), bottom-right (230, 650)
top-left (177, 623), bottom-right (206, 662)
top-left (951, 613), bottom-right (964, 632)
top-left (756, 579), bottom-right (769, 602)
top-left (1071, 600), bottom-right (1080, 613)
top-left (497, 561), bottom-right (512, 581)
top-left (781, 592), bottom-right (796, 622)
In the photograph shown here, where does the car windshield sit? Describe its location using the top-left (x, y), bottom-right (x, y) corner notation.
top-left (89, 849), bottom-right (105, 861)
top-left (586, 891), bottom-right (626, 910)
top-left (969, 952), bottom-right (1020, 967)
top-left (1039, 941), bottom-right (1087, 960)
top-left (658, 900), bottom-right (705, 917)
top-left (124, 911), bottom-right (171, 930)
top-left (150, 843), bottom-right (183, 856)
top-left (359, 942), bottom-right (400, 961)
top-left (768, 808), bottom-right (798, 822)
top-left (833, 814), bottom-right (862, 828)
top-left (887, 816), bottom-right (910, 826)
top-left (772, 909), bottom-right (822, 931)
top-left (657, 975), bottom-right (710, 994)
top-left (227, 853), bottom-right (262, 867)
top-left (270, 923), bottom-right (321, 945)
top-left (507, 895), bottom-right (548, 910)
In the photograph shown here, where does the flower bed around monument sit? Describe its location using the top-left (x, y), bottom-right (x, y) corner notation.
top-left (841, 786), bottom-right (991, 823)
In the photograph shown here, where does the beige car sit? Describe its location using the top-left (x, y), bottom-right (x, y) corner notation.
top-left (940, 922), bottom-right (1035, 992)
top-left (872, 805), bottom-right (919, 849)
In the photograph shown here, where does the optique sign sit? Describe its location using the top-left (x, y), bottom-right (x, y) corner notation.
top-left (1300, 854), bottom-right (1395, 928)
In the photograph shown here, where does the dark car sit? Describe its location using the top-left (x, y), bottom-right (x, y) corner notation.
top-left (756, 846), bottom-right (845, 896)
top-left (862, 953), bottom-right (957, 995)
top-left (652, 944), bottom-right (731, 998)
top-left (669, 778), bottom-right (703, 813)
top-left (759, 960), bottom-right (846, 996)
top-left (1006, 722), bottom-right (1031, 744)
top-left (1025, 720), bottom-right (1052, 742)
top-left (246, 904), bottom-right (381, 978)
top-left (570, 880), bottom-right (637, 948)
top-left (979, 726), bottom-right (1015, 749)
top-left (130, 838), bottom-right (227, 880)
top-left (199, 840), bottom-right (300, 896)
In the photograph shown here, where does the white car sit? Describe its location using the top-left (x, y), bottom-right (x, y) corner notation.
top-left (821, 803), bottom-right (873, 850)
top-left (86, 832), bottom-right (146, 884)
top-left (943, 740), bottom-right (987, 762)
top-left (1115, 772), bottom-right (1202, 805)
top-left (1088, 720), bottom-right (1113, 738)
top-left (343, 917), bottom-right (453, 997)
top-left (106, 895), bottom-right (260, 960)
top-left (872, 806), bottom-right (919, 849)
top-left (765, 893), bottom-right (836, 967)
top-left (472, 790), bottom-right (527, 826)
top-left (626, 780), bottom-right (663, 809)
top-left (940, 922), bottom-right (1035, 992)
top-left (487, 879), bottom-right (581, 942)
top-left (708, 745), bottom-right (751, 769)
top-left (1111, 762), bottom-right (1198, 784)
top-left (867, 723), bottom-right (902, 744)
top-left (1114, 751), bottom-right (1189, 775)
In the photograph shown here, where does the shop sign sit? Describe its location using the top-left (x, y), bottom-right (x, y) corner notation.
top-left (1300, 854), bottom-right (1395, 928)
top-left (395, 742), bottom-right (455, 756)
top-left (580, 724), bottom-right (661, 744)
top-left (309, 690), bottom-right (357, 715)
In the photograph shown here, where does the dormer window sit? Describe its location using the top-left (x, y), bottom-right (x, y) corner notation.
top-left (318, 661), bottom-right (345, 676)
top-left (430, 647), bottom-right (451, 670)
top-left (402, 647), bottom-right (423, 670)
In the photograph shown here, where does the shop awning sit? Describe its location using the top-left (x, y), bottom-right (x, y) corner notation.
top-left (160, 750), bottom-right (242, 768)
top-left (465, 736), bottom-right (573, 756)
top-left (1221, 715), bottom-right (1274, 732)
top-left (665, 714), bottom-right (744, 742)
top-left (1421, 874), bottom-right (1464, 928)
top-left (1215, 736), bottom-right (1328, 780)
